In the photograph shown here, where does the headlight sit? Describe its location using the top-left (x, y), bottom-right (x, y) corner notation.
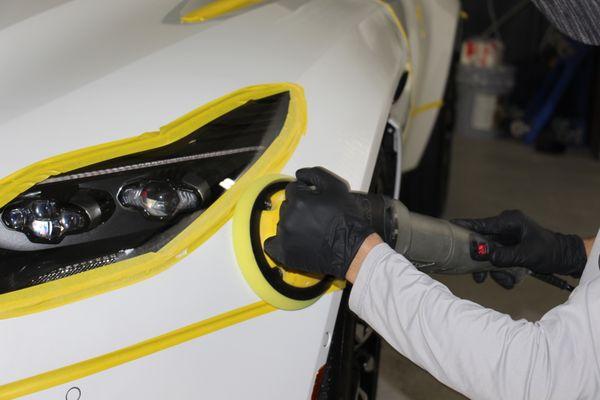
top-left (3, 198), bottom-right (93, 243)
top-left (0, 87), bottom-right (301, 297)
top-left (119, 180), bottom-right (201, 219)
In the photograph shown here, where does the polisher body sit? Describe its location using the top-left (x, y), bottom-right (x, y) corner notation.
top-left (355, 193), bottom-right (527, 278)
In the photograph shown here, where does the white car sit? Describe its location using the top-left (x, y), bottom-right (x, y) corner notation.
top-left (0, 1), bottom-right (458, 399)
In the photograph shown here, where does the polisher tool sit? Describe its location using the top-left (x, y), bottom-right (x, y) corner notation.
top-left (233, 175), bottom-right (569, 311)
top-left (233, 175), bottom-right (339, 311)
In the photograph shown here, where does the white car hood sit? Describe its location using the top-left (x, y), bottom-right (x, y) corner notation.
top-left (1, 0), bottom-right (403, 188)
top-left (0, 0), bottom-right (407, 396)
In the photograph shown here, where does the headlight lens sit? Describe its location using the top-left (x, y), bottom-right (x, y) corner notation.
top-left (0, 91), bottom-right (291, 294)
top-left (119, 180), bottom-right (201, 219)
top-left (3, 200), bottom-right (89, 243)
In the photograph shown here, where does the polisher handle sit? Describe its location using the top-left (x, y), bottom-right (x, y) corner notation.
top-left (354, 193), bottom-right (527, 279)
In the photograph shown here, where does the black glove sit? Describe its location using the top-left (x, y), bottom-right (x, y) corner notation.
top-left (472, 271), bottom-right (518, 290)
top-left (264, 167), bottom-right (375, 279)
top-left (452, 210), bottom-right (587, 277)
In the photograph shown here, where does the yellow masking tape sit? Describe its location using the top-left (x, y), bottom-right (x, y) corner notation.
top-left (377, 0), bottom-right (409, 43)
top-left (410, 100), bottom-right (444, 117)
top-left (377, 1), bottom-right (416, 142)
top-left (181, 0), bottom-right (263, 23)
top-left (0, 301), bottom-right (277, 400)
top-left (0, 286), bottom-right (342, 399)
top-left (0, 83), bottom-right (307, 319)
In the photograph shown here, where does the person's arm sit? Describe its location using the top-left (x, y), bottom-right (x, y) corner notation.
top-left (584, 237), bottom-right (595, 256)
top-left (345, 233), bottom-right (382, 283)
top-left (265, 168), bottom-right (599, 399)
top-left (345, 234), bottom-right (598, 283)
top-left (348, 240), bottom-right (600, 399)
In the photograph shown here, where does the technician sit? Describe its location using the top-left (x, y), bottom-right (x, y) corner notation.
top-left (265, 166), bottom-right (598, 400)
top-left (265, 3), bottom-right (600, 398)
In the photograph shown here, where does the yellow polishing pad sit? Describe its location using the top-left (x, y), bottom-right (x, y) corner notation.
top-left (233, 174), bottom-right (333, 310)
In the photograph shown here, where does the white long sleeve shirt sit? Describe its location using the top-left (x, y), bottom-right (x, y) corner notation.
top-left (349, 232), bottom-right (600, 400)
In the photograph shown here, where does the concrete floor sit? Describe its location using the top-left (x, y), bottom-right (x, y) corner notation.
top-left (376, 135), bottom-right (600, 400)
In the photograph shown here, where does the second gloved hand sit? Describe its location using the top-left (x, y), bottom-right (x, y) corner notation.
top-left (264, 167), bottom-right (375, 279)
top-left (453, 210), bottom-right (587, 277)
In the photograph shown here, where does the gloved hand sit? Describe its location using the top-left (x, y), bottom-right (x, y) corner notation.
top-left (452, 210), bottom-right (587, 277)
top-left (471, 270), bottom-right (518, 290)
top-left (264, 167), bottom-right (375, 279)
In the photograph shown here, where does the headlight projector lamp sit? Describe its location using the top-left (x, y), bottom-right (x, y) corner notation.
top-left (233, 174), bottom-right (336, 310)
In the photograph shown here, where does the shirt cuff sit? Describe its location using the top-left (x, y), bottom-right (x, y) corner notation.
top-left (349, 242), bottom-right (397, 314)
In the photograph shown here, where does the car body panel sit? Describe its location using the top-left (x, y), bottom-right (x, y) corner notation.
top-left (392, 0), bottom-right (460, 172)
top-left (0, 1), bottom-right (411, 398)
top-left (19, 290), bottom-right (340, 400)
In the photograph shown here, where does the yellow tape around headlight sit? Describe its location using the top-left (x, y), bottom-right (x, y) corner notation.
top-left (0, 83), bottom-right (307, 320)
